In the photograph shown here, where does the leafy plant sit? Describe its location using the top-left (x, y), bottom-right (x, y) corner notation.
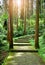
top-left (0, 13), bottom-right (9, 51)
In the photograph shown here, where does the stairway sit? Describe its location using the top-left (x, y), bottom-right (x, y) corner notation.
top-left (10, 43), bottom-right (38, 52)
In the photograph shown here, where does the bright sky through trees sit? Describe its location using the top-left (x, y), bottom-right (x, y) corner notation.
top-left (17, 0), bottom-right (21, 7)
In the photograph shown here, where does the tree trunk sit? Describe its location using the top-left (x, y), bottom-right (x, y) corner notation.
top-left (16, 2), bottom-right (18, 30)
top-left (26, 0), bottom-right (29, 19)
top-left (7, 0), bottom-right (13, 49)
top-left (20, 0), bottom-right (24, 28)
top-left (35, 0), bottom-right (40, 49)
top-left (31, 0), bottom-right (33, 15)
top-left (43, 5), bottom-right (45, 44)
top-left (3, 0), bottom-right (7, 12)
top-left (23, 0), bottom-right (26, 35)
top-left (14, 0), bottom-right (18, 30)
top-left (29, 0), bottom-right (33, 16)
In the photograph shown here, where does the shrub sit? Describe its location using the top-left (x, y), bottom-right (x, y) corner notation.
top-left (39, 13), bottom-right (44, 19)
top-left (13, 26), bottom-right (24, 37)
top-left (0, 22), bottom-right (9, 51)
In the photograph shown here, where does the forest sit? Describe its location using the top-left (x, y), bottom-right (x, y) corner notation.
top-left (0, 0), bottom-right (45, 65)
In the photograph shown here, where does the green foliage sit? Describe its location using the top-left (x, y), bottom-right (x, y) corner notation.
top-left (30, 14), bottom-right (36, 19)
top-left (13, 26), bottom-right (24, 37)
top-left (27, 28), bottom-right (35, 35)
top-left (0, 24), bottom-right (6, 42)
top-left (13, 30), bottom-right (23, 37)
top-left (29, 35), bottom-right (45, 61)
top-left (17, 26), bottom-right (23, 31)
top-left (0, 13), bottom-right (9, 51)
top-left (39, 13), bottom-right (44, 19)
top-left (29, 38), bottom-right (35, 46)
top-left (0, 23), bottom-right (9, 51)
top-left (0, 13), bottom-right (8, 25)
top-left (38, 46), bottom-right (45, 61)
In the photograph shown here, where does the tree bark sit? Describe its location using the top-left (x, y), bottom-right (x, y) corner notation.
top-left (29, 0), bottom-right (33, 16)
top-left (20, 0), bottom-right (24, 28)
top-left (26, 0), bottom-right (29, 19)
top-left (35, 0), bottom-right (40, 49)
top-left (3, 0), bottom-right (7, 12)
top-left (31, 0), bottom-right (33, 15)
top-left (23, 0), bottom-right (26, 35)
top-left (14, 0), bottom-right (18, 30)
top-left (16, 2), bottom-right (18, 30)
top-left (7, 0), bottom-right (13, 49)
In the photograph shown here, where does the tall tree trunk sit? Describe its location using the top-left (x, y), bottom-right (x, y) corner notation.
top-left (39, 0), bottom-right (41, 13)
top-left (3, 0), bottom-right (8, 30)
top-left (35, 0), bottom-right (40, 49)
top-left (31, 0), bottom-right (33, 15)
top-left (26, 0), bottom-right (30, 30)
top-left (14, 0), bottom-right (18, 30)
top-left (7, 0), bottom-right (13, 49)
top-left (26, 0), bottom-right (29, 19)
top-left (43, 4), bottom-right (45, 44)
top-left (4, 0), bottom-right (7, 12)
top-left (29, 0), bottom-right (33, 16)
top-left (20, 0), bottom-right (24, 28)
top-left (16, 2), bottom-right (18, 30)
top-left (23, 0), bottom-right (26, 35)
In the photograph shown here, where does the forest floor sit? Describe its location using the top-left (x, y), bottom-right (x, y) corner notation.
top-left (3, 45), bottom-right (45, 65)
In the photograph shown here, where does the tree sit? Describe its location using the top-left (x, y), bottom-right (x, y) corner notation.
top-left (23, 0), bottom-right (26, 35)
top-left (3, 0), bottom-right (8, 30)
top-left (3, 0), bottom-right (8, 12)
top-left (35, 0), bottom-right (40, 49)
top-left (30, 0), bottom-right (33, 15)
top-left (29, 0), bottom-right (33, 16)
top-left (26, 0), bottom-right (29, 19)
top-left (20, 0), bottom-right (24, 28)
top-left (7, 0), bottom-right (13, 49)
top-left (43, 1), bottom-right (45, 44)
top-left (16, 1), bottom-right (18, 30)
top-left (14, 0), bottom-right (18, 30)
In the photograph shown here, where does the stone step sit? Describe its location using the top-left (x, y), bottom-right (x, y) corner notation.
top-left (15, 39), bottom-right (29, 43)
top-left (10, 49), bottom-right (38, 52)
top-left (13, 43), bottom-right (32, 46)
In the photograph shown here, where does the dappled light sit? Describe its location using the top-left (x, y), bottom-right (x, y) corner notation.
top-left (3, 52), bottom-right (45, 65)
top-left (15, 53), bottom-right (24, 57)
top-left (7, 56), bottom-right (14, 59)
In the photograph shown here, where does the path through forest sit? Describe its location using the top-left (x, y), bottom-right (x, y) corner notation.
top-left (4, 45), bottom-right (45, 65)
